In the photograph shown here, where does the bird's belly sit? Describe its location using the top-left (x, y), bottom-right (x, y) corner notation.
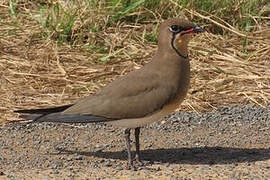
top-left (106, 113), bottom-right (164, 128)
top-left (106, 97), bottom-right (184, 128)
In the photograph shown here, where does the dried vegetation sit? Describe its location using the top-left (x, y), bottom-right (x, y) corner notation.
top-left (0, 0), bottom-right (269, 124)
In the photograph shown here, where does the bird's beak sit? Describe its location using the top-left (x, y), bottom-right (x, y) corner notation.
top-left (192, 26), bottom-right (205, 33)
top-left (182, 26), bottom-right (205, 35)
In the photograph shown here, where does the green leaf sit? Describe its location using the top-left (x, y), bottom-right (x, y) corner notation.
top-left (111, 0), bottom-right (145, 21)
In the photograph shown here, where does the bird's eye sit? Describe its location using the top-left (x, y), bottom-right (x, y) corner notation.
top-left (169, 25), bottom-right (181, 33)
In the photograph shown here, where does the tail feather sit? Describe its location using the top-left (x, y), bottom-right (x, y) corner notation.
top-left (14, 104), bottom-right (73, 114)
top-left (14, 104), bottom-right (117, 123)
top-left (15, 104), bottom-right (117, 123)
top-left (19, 113), bottom-right (116, 123)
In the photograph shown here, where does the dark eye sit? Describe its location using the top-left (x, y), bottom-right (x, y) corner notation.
top-left (169, 25), bottom-right (181, 33)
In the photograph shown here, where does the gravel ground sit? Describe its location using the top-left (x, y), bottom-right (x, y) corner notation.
top-left (0, 104), bottom-right (270, 179)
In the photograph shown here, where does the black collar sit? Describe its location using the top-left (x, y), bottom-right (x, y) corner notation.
top-left (171, 33), bottom-right (188, 59)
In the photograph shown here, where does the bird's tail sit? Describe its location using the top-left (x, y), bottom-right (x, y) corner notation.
top-left (14, 104), bottom-right (73, 114)
top-left (15, 104), bottom-right (115, 123)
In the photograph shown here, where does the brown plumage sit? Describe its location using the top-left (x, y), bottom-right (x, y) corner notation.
top-left (15, 18), bottom-right (204, 169)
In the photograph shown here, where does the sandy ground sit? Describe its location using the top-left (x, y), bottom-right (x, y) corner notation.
top-left (0, 104), bottom-right (270, 179)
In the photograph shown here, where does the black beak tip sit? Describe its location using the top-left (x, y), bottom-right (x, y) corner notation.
top-left (194, 26), bottom-right (205, 33)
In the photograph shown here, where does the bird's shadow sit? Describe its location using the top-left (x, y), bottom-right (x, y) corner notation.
top-left (55, 146), bottom-right (270, 165)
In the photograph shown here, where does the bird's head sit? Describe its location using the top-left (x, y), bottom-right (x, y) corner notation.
top-left (158, 18), bottom-right (204, 59)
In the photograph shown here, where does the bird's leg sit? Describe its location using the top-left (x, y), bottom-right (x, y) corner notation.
top-left (124, 128), bottom-right (134, 169)
top-left (134, 127), bottom-right (143, 165)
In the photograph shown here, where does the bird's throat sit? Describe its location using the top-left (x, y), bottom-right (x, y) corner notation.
top-left (171, 33), bottom-right (188, 59)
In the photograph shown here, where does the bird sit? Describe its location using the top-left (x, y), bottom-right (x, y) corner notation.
top-left (15, 18), bottom-right (204, 169)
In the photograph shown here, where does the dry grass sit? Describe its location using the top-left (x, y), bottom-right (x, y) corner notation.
top-left (0, 1), bottom-right (269, 125)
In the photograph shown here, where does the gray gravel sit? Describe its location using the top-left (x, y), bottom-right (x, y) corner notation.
top-left (0, 104), bottom-right (270, 179)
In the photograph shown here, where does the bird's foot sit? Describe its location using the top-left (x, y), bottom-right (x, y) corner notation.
top-left (132, 155), bottom-right (144, 167)
top-left (126, 161), bottom-right (156, 171)
top-left (126, 157), bottom-right (150, 170)
top-left (126, 159), bottom-right (142, 170)
top-left (126, 161), bottom-right (136, 170)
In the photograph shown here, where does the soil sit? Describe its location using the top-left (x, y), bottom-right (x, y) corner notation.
top-left (0, 104), bottom-right (270, 179)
